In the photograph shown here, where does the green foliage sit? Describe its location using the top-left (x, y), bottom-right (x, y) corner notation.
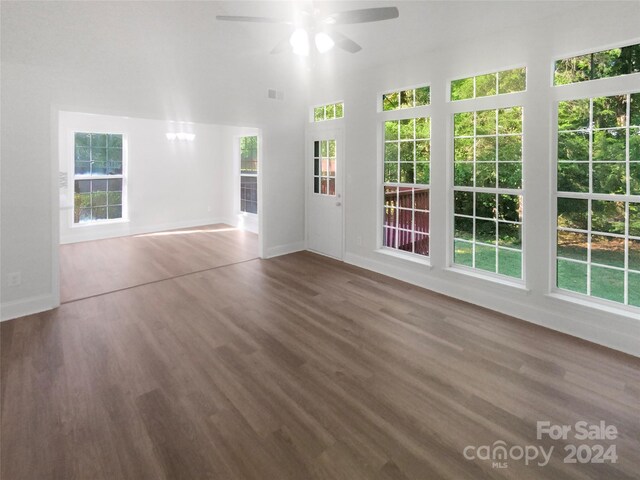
top-left (554, 43), bottom-right (640, 85)
top-left (415, 87), bottom-right (430, 106)
top-left (557, 197), bottom-right (588, 229)
top-left (475, 73), bottom-right (496, 97)
top-left (451, 77), bottom-right (474, 101)
top-left (385, 120), bottom-right (398, 141)
top-left (383, 87), bottom-right (430, 111)
top-left (498, 68), bottom-right (526, 94)
top-left (476, 109), bottom-right (496, 135)
top-left (383, 92), bottom-right (398, 111)
top-left (498, 107), bottom-right (522, 134)
top-left (415, 117), bottom-right (430, 139)
top-left (240, 135), bottom-right (258, 173)
top-left (558, 99), bottom-right (589, 131)
top-left (454, 112), bottom-right (474, 136)
top-left (592, 200), bottom-right (625, 234)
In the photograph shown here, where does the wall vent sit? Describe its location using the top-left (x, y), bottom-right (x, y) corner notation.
top-left (267, 89), bottom-right (284, 101)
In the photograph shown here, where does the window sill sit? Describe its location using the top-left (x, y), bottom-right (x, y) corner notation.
top-left (71, 218), bottom-right (129, 228)
top-left (376, 248), bottom-right (432, 268)
top-left (444, 265), bottom-right (529, 292)
top-left (546, 290), bottom-right (640, 320)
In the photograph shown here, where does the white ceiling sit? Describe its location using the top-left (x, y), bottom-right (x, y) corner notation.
top-left (1, 1), bottom-right (592, 78)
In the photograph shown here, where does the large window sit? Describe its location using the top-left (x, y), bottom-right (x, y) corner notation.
top-left (556, 92), bottom-right (640, 306)
top-left (383, 117), bottom-right (430, 256)
top-left (240, 136), bottom-right (258, 214)
top-left (452, 107), bottom-right (524, 278)
top-left (73, 132), bottom-right (124, 223)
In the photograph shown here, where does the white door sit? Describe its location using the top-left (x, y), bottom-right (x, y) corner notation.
top-left (307, 131), bottom-right (344, 259)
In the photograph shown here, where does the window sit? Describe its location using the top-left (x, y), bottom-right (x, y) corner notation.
top-left (554, 43), bottom-right (640, 85)
top-left (383, 117), bottom-right (431, 256)
top-left (450, 67), bottom-right (526, 101)
top-left (240, 136), bottom-right (258, 214)
top-left (453, 107), bottom-right (524, 278)
top-left (556, 92), bottom-right (640, 306)
top-left (313, 102), bottom-right (344, 122)
top-left (313, 140), bottom-right (336, 195)
top-left (73, 132), bottom-right (124, 223)
top-left (382, 86), bottom-right (430, 111)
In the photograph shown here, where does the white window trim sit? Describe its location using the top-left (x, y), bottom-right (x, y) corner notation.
top-left (69, 131), bottom-right (128, 228)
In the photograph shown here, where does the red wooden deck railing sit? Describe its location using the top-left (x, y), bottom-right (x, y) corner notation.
top-left (384, 188), bottom-right (430, 255)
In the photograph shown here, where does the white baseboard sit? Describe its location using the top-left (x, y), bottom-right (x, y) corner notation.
top-left (344, 252), bottom-right (640, 358)
top-left (60, 217), bottom-right (230, 244)
top-left (264, 241), bottom-right (305, 259)
top-left (1, 294), bottom-right (57, 322)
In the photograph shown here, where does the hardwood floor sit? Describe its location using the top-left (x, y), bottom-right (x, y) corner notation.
top-left (2, 251), bottom-right (639, 479)
top-left (59, 224), bottom-right (259, 303)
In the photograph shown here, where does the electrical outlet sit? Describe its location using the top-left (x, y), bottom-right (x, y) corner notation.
top-left (7, 272), bottom-right (21, 287)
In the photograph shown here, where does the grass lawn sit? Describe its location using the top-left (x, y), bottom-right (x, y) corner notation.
top-left (454, 239), bottom-right (640, 306)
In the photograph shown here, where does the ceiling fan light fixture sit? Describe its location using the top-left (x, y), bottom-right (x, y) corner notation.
top-left (289, 28), bottom-right (309, 56)
top-left (314, 32), bottom-right (335, 53)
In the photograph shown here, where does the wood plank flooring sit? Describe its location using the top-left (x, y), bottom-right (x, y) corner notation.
top-left (59, 224), bottom-right (259, 303)
top-left (2, 250), bottom-right (640, 479)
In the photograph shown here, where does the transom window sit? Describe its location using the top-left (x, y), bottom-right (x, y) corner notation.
top-left (313, 102), bottom-right (344, 122)
top-left (554, 43), bottom-right (640, 85)
top-left (313, 140), bottom-right (336, 195)
top-left (73, 132), bottom-right (124, 223)
top-left (382, 86), bottom-right (430, 111)
top-left (453, 107), bottom-right (524, 278)
top-left (556, 92), bottom-right (640, 306)
top-left (451, 67), bottom-right (526, 101)
top-left (240, 136), bottom-right (258, 214)
top-left (383, 117), bottom-right (431, 256)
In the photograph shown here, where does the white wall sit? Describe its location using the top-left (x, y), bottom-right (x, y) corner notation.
top-left (58, 111), bottom-right (258, 243)
top-left (0, 61), bottom-right (306, 321)
top-left (307, 6), bottom-right (640, 356)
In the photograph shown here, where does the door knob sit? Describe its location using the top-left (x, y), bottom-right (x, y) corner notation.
top-left (336, 202), bottom-right (342, 206)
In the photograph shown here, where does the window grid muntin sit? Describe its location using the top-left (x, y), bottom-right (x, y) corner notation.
top-left (314, 140), bottom-right (337, 196)
top-left (453, 106), bottom-right (524, 278)
top-left (556, 92), bottom-right (640, 306)
top-left (73, 132), bottom-right (124, 224)
top-left (383, 116), bottom-right (431, 257)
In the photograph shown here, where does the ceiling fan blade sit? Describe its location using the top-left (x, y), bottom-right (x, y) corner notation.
top-left (270, 35), bottom-right (291, 54)
top-left (328, 31), bottom-right (362, 54)
top-left (323, 7), bottom-right (399, 25)
top-left (216, 15), bottom-right (292, 25)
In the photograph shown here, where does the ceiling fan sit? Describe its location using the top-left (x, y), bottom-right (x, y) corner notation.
top-left (216, 6), bottom-right (399, 56)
